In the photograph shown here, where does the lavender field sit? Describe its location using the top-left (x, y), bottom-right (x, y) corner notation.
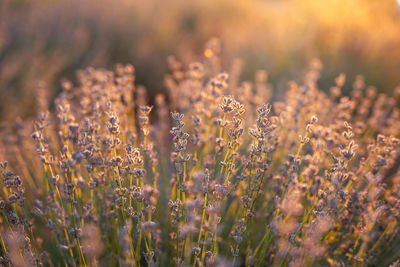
top-left (1, 1), bottom-right (400, 266)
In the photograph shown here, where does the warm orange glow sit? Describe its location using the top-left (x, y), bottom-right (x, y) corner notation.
top-left (204, 49), bottom-right (214, 58)
top-left (1, 0), bottom-right (400, 121)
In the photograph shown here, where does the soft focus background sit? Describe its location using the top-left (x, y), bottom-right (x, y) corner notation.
top-left (1, 0), bottom-right (400, 121)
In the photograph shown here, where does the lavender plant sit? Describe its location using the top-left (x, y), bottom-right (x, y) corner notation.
top-left (0, 51), bottom-right (400, 267)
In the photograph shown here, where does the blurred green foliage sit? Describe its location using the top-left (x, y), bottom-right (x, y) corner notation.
top-left (1, 0), bottom-right (400, 121)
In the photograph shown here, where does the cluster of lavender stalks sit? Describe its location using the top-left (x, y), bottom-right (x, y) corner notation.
top-left (0, 53), bottom-right (400, 267)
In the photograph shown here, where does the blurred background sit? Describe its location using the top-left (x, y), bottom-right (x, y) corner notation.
top-left (1, 0), bottom-right (400, 122)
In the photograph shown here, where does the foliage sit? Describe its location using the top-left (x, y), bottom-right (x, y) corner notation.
top-left (0, 52), bottom-right (400, 266)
